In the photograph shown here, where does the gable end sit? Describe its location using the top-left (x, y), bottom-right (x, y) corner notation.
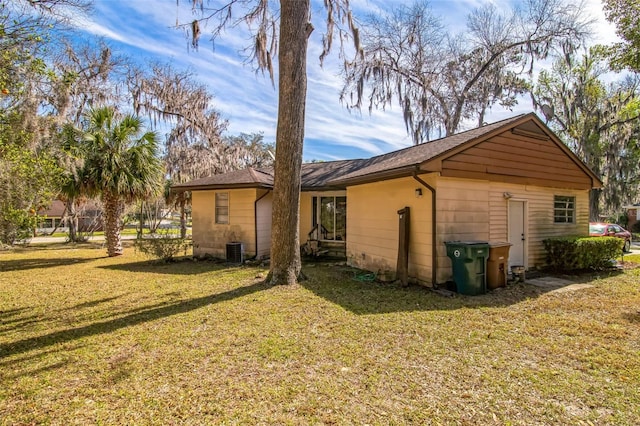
top-left (437, 129), bottom-right (595, 190)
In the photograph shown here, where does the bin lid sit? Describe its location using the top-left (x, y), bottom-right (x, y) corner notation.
top-left (488, 241), bottom-right (512, 247)
top-left (445, 240), bottom-right (489, 245)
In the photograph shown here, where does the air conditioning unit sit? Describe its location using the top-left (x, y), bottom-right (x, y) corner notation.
top-left (226, 242), bottom-right (244, 264)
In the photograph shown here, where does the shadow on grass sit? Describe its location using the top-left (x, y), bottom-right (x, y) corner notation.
top-left (621, 311), bottom-right (640, 324)
top-left (4, 360), bottom-right (71, 381)
top-left (0, 257), bottom-right (95, 272)
top-left (0, 280), bottom-right (268, 359)
top-left (0, 307), bottom-right (32, 318)
top-left (99, 258), bottom-right (232, 276)
top-left (0, 347), bottom-right (77, 368)
top-left (301, 265), bottom-right (614, 315)
top-left (1, 316), bottom-right (43, 334)
top-left (64, 295), bottom-right (125, 310)
top-left (1, 308), bottom-right (42, 335)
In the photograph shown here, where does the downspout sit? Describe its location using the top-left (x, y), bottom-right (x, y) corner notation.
top-left (253, 189), bottom-right (271, 260)
top-left (412, 171), bottom-right (438, 289)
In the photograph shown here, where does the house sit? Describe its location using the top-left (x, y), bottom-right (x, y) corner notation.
top-left (36, 200), bottom-right (67, 231)
top-left (173, 113), bottom-right (602, 286)
top-left (37, 199), bottom-right (104, 233)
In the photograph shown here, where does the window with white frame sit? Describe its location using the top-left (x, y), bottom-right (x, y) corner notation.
top-left (215, 192), bottom-right (229, 224)
top-left (554, 195), bottom-right (575, 224)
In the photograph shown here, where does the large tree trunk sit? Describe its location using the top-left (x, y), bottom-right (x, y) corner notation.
top-left (590, 188), bottom-right (601, 222)
top-left (102, 191), bottom-right (124, 256)
top-left (267, 0), bottom-right (312, 285)
top-left (179, 194), bottom-right (187, 239)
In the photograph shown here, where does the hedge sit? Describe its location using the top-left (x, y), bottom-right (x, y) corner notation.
top-left (543, 236), bottom-right (624, 271)
top-left (134, 233), bottom-right (192, 262)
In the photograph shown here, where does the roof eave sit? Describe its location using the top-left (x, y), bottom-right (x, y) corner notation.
top-left (171, 183), bottom-right (273, 193)
top-left (301, 184), bottom-right (348, 192)
top-left (329, 165), bottom-right (419, 187)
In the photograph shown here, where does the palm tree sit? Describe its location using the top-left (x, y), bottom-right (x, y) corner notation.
top-left (82, 107), bottom-right (163, 256)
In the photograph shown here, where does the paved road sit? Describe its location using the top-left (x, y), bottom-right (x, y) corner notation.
top-left (29, 235), bottom-right (138, 244)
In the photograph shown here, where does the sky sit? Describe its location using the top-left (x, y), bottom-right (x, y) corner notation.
top-left (73, 0), bottom-right (620, 162)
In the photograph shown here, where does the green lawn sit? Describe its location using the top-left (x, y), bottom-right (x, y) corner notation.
top-left (1, 246), bottom-right (639, 424)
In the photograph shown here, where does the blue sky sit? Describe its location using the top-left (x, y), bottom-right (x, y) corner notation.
top-left (74, 0), bottom-right (618, 161)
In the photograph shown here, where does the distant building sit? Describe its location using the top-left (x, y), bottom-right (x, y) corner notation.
top-left (625, 204), bottom-right (640, 231)
top-left (37, 199), bottom-right (104, 233)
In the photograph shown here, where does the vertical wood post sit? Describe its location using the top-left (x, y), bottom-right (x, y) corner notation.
top-left (397, 206), bottom-right (410, 286)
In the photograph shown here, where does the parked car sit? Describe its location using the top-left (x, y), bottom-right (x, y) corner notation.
top-left (589, 222), bottom-right (632, 252)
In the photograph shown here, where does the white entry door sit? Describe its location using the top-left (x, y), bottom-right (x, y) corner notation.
top-left (508, 200), bottom-right (526, 268)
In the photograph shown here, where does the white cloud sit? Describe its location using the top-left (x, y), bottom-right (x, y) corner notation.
top-left (73, 17), bottom-right (128, 42)
top-left (74, 0), bottom-right (625, 162)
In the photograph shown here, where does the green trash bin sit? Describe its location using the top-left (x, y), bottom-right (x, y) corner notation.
top-left (445, 241), bottom-right (490, 295)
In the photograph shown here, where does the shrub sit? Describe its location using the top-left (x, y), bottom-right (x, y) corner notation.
top-left (0, 209), bottom-right (37, 245)
top-left (543, 236), bottom-right (623, 271)
top-left (606, 212), bottom-right (628, 228)
top-left (134, 232), bottom-right (191, 262)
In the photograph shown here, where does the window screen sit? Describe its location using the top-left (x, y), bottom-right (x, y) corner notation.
top-left (215, 192), bottom-right (229, 224)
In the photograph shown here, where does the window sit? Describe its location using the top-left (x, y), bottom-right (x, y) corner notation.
top-left (215, 192), bottom-right (229, 224)
top-left (312, 195), bottom-right (346, 241)
top-left (554, 195), bottom-right (575, 223)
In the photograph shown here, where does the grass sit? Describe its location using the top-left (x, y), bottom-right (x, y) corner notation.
top-left (1, 245), bottom-right (639, 425)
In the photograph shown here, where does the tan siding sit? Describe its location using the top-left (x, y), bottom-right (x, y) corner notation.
top-left (192, 190), bottom-right (216, 257)
top-left (347, 176), bottom-right (435, 285)
top-left (192, 189), bottom-right (257, 258)
top-left (255, 190), bottom-right (272, 258)
top-left (435, 178), bottom-right (590, 282)
top-left (436, 178), bottom-right (490, 283)
top-left (441, 130), bottom-right (593, 190)
top-left (300, 193), bottom-right (313, 241)
top-left (521, 187), bottom-right (589, 268)
top-left (489, 186), bottom-right (509, 241)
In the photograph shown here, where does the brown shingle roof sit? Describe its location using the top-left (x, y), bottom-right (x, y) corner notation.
top-left (299, 159), bottom-right (370, 190)
top-left (172, 113), bottom-right (601, 192)
top-left (329, 114), bottom-right (529, 185)
top-left (172, 168), bottom-right (274, 191)
top-left (38, 200), bottom-right (66, 217)
top-left (172, 160), bottom-right (375, 191)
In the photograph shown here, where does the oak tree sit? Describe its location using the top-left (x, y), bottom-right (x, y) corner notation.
top-left (531, 49), bottom-right (640, 219)
top-left (602, 0), bottom-right (640, 72)
top-left (181, 0), bottom-right (358, 284)
top-left (341, 0), bottom-right (590, 143)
